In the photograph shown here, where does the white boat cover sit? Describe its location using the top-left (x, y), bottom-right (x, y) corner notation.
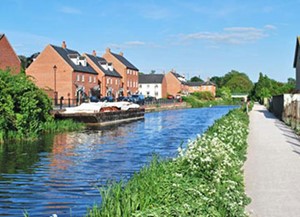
top-left (62, 102), bottom-right (140, 114)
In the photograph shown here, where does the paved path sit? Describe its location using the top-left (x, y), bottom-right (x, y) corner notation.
top-left (244, 103), bottom-right (300, 217)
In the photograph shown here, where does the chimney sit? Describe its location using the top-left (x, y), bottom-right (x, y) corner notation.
top-left (92, 50), bottom-right (97, 56)
top-left (106, 47), bottom-right (111, 53)
top-left (62, 41), bottom-right (67, 49)
top-left (119, 52), bottom-right (123, 56)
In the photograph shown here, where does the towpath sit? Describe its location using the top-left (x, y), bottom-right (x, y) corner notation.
top-left (244, 103), bottom-right (300, 216)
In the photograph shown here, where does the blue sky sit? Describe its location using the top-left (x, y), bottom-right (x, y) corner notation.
top-left (1, 0), bottom-right (299, 82)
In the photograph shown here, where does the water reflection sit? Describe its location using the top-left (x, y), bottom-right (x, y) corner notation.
top-left (0, 106), bottom-right (237, 216)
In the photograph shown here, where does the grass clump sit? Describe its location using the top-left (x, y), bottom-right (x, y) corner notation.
top-left (86, 108), bottom-right (250, 217)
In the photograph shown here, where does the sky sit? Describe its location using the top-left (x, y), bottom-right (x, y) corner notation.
top-left (1, 0), bottom-right (300, 82)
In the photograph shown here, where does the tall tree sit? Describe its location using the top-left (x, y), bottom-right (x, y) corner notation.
top-left (190, 76), bottom-right (203, 82)
top-left (222, 70), bottom-right (253, 94)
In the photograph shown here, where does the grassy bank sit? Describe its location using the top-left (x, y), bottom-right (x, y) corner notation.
top-left (182, 95), bottom-right (240, 108)
top-left (86, 108), bottom-right (250, 217)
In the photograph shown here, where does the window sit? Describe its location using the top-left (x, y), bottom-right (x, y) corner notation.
top-left (94, 76), bottom-right (96, 83)
top-left (147, 85), bottom-right (150, 88)
top-left (155, 92), bottom-right (158, 96)
top-left (77, 74), bottom-right (80, 82)
top-left (155, 85), bottom-right (158, 88)
top-left (89, 76), bottom-right (92, 83)
top-left (139, 84), bottom-right (142, 88)
top-left (82, 75), bottom-right (85, 82)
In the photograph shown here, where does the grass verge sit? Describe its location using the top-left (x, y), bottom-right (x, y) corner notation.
top-left (86, 108), bottom-right (250, 217)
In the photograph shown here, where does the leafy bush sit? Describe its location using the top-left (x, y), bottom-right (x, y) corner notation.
top-left (86, 108), bottom-right (250, 217)
top-left (0, 70), bottom-right (53, 139)
top-left (192, 91), bottom-right (214, 101)
top-left (0, 70), bottom-right (84, 142)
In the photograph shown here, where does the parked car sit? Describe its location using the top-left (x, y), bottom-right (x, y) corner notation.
top-left (100, 96), bottom-right (114, 102)
top-left (90, 96), bottom-right (100, 102)
top-left (130, 94), bottom-right (145, 105)
top-left (145, 96), bottom-right (156, 103)
top-left (167, 95), bottom-right (175, 99)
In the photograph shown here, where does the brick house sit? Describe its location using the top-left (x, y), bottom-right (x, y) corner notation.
top-left (103, 48), bottom-right (139, 96)
top-left (84, 51), bottom-right (122, 98)
top-left (138, 74), bottom-right (167, 98)
top-left (0, 34), bottom-right (21, 74)
top-left (187, 80), bottom-right (216, 96)
top-left (26, 42), bottom-right (98, 103)
top-left (164, 71), bottom-right (189, 97)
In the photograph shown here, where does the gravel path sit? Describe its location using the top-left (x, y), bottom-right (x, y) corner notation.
top-left (244, 103), bottom-right (300, 217)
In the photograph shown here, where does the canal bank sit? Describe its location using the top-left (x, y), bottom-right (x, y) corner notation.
top-left (0, 106), bottom-right (237, 216)
top-left (87, 107), bottom-right (249, 216)
top-left (143, 101), bottom-right (191, 112)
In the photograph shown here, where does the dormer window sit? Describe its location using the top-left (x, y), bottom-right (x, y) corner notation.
top-left (68, 54), bottom-right (87, 66)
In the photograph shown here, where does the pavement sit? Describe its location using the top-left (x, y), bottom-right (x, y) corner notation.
top-left (244, 103), bottom-right (300, 217)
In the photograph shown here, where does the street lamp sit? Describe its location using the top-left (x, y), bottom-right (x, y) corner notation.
top-left (53, 65), bottom-right (57, 105)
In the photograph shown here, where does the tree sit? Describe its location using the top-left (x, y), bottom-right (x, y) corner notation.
top-left (250, 73), bottom-right (295, 101)
top-left (219, 86), bottom-right (232, 100)
top-left (223, 70), bottom-right (253, 94)
top-left (190, 76), bottom-right (203, 82)
top-left (210, 76), bottom-right (223, 88)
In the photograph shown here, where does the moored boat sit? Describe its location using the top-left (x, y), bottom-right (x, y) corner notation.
top-left (53, 102), bottom-right (145, 125)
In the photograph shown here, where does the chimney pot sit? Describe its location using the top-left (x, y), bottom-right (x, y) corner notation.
top-left (92, 50), bottom-right (97, 56)
top-left (119, 52), bottom-right (123, 56)
top-left (62, 41), bottom-right (67, 49)
top-left (106, 48), bottom-right (111, 53)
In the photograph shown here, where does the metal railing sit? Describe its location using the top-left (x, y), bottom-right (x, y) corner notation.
top-left (52, 97), bottom-right (183, 110)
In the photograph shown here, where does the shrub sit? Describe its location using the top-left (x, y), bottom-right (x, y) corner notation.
top-left (192, 91), bottom-right (214, 101)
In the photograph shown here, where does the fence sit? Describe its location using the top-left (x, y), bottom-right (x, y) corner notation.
top-left (282, 100), bottom-right (300, 131)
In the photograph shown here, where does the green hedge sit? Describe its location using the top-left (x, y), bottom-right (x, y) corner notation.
top-left (0, 70), bottom-right (84, 143)
top-left (86, 108), bottom-right (250, 217)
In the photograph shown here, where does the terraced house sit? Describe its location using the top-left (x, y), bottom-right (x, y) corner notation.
top-left (0, 34), bottom-right (21, 74)
top-left (103, 48), bottom-right (139, 96)
top-left (84, 51), bottom-right (122, 98)
top-left (26, 41), bottom-right (98, 103)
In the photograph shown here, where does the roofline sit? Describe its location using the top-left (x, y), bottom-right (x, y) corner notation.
top-left (0, 34), bottom-right (21, 65)
top-left (49, 44), bottom-right (74, 72)
top-left (84, 53), bottom-right (122, 77)
top-left (294, 36), bottom-right (300, 68)
top-left (110, 51), bottom-right (139, 71)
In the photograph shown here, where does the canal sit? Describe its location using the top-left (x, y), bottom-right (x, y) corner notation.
top-left (0, 106), bottom-right (236, 216)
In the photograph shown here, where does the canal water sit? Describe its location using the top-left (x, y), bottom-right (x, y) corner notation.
top-left (0, 106), bottom-right (236, 216)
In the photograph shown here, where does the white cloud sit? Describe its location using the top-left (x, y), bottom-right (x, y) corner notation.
top-left (60, 6), bottom-right (82, 14)
top-left (108, 41), bottom-right (146, 50)
top-left (180, 26), bottom-right (276, 45)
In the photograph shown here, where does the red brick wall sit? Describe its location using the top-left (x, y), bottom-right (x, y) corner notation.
top-left (0, 35), bottom-right (21, 74)
top-left (199, 85), bottom-right (216, 96)
top-left (161, 75), bottom-right (168, 98)
top-left (26, 45), bottom-right (98, 101)
top-left (103, 49), bottom-right (138, 96)
top-left (165, 72), bottom-right (182, 97)
top-left (85, 54), bottom-right (122, 98)
top-left (26, 45), bottom-right (73, 100)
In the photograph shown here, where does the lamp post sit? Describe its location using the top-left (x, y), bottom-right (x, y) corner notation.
top-left (53, 65), bottom-right (57, 105)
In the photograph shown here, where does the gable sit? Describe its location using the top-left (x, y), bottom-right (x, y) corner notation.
top-left (0, 34), bottom-right (21, 73)
top-left (294, 36), bottom-right (300, 68)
